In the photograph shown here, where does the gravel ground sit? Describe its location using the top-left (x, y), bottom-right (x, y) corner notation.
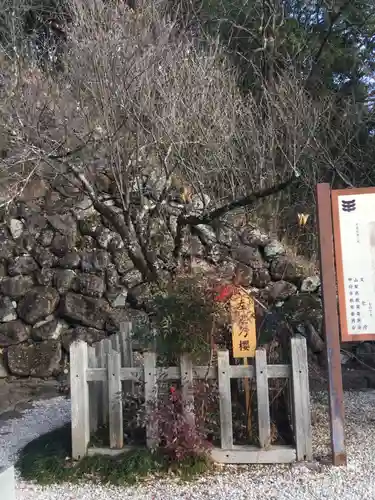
top-left (0, 397), bottom-right (71, 470)
top-left (2, 391), bottom-right (375, 499)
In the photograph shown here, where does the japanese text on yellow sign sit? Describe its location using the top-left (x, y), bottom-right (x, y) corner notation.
top-left (230, 290), bottom-right (257, 358)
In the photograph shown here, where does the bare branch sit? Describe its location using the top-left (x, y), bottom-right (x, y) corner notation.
top-left (182, 174), bottom-right (298, 226)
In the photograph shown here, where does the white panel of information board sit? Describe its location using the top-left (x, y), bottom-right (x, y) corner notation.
top-left (332, 188), bottom-right (375, 341)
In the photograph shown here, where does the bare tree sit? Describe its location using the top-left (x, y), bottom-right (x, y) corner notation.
top-left (0, 0), bottom-right (344, 283)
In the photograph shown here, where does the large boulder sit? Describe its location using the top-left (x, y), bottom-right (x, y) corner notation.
top-left (0, 352), bottom-right (8, 377)
top-left (108, 233), bottom-right (124, 253)
top-left (8, 219), bottom-right (24, 239)
top-left (193, 224), bottom-right (217, 246)
top-left (14, 232), bottom-right (34, 255)
top-left (58, 251), bottom-right (81, 269)
top-left (61, 326), bottom-right (107, 352)
top-left (31, 245), bottom-right (57, 267)
top-left (216, 225), bottom-right (239, 247)
top-left (38, 228), bottom-right (55, 247)
top-left (8, 255), bottom-right (38, 276)
top-left (113, 250), bottom-right (133, 274)
top-left (16, 202), bottom-right (40, 219)
top-left (0, 227), bottom-right (15, 259)
top-left (256, 293), bottom-right (324, 355)
top-left (94, 227), bottom-right (112, 249)
top-left (279, 293), bottom-right (323, 334)
top-left (75, 196), bottom-right (96, 220)
top-left (0, 296), bottom-right (17, 322)
top-left (270, 256), bottom-right (306, 284)
top-left (263, 240), bottom-right (286, 260)
top-left (7, 340), bottom-right (62, 377)
top-left (0, 275), bottom-right (34, 298)
top-left (121, 269), bottom-right (143, 288)
top-left (231, 245), bottom-right (264, 270)
top-left (32, 317), bottom-right (67, 341)
top-left (267, 280), bottom-right (297, 302)
top-left (355, 343), bottom-right (375, 369)
top-left (48, 213), bottom-right (78, 257)
top-left (24, 213), bottom-right (48, 236)
top-left (60, 293), bottom-right (111, 329)
top-left (54, 269), bottom-right (76, 294)
top-left (0, 320), bottom-right (30, 346)
top-left (252, 269), bottom-right (271, 288)
top-left (73, 273), bottom-right (105, 298)
top-left (47, 213), bottom-right (77, 238)
top-left (17, 287), bottom-right (60, 325)
top-left (105, 265), bottom-right (119, 291)
top-left (301, 276), bottom-right (321, 293)
top-left (240, 228), bottom-right (270, 247)
top-left (81, 249), bottom-right (111, 273)
top-left (78, 215), bottom-right (102, 236)
top-left (19, 178), bottom-right (48, 201)
top-left (106, 308), bottom-right (131, 333)
top-left (0, 260), bottom-right (6, 278)
top-left (52, 174), bottom-right (81, 198)
top-left (50, 233), bottom-right (76, 256)
top-left (106, 289), bottom-right (128, 308)
top-left (106, 308), bottom-right (149, 337)
top-left (35, 268), bottom-right (55, 286)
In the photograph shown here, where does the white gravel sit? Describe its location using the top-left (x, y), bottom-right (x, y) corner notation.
top-left (2, 391), bottom-right (375, 499)
top-left (0, 397), bottom-right (71, 470)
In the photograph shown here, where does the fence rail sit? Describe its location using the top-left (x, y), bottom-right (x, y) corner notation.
top-left (70, 323), bottom-right (312, 464)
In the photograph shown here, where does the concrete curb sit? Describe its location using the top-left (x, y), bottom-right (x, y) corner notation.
top-left (0, 466), bottom-right (15, 500)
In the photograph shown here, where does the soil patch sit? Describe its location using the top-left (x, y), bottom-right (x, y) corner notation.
top-left (0, 379), bottom-right (61, 419)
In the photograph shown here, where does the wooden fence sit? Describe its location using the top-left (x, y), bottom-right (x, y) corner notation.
top-left (70, 324), bottom-right (312, 464)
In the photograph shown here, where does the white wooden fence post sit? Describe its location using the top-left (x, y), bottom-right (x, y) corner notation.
top-left (94, 342), bottom-right (103, 426)
top-left (98, 338), bottom-right (112, 426)
top-left (218, 349), bottom-right (233, 449)
top-left (291, 335), bottom-right (312, 461)
top-left (180, 354), bottom-right (195, 429)
top-left (119, 321), bottom-right (134, 395)
top-left (107, 350), bottom-right (124, 449)
top-left (255, 348), bottom-right (271, 449)
top-left (111, 333), bottom-right (120, 352)
top-left (88, 346), bottom-right (99, 434)
top-left (144, 351), bottom-right (158, 449)
top-left (70, 340), bottom-right (90, 460)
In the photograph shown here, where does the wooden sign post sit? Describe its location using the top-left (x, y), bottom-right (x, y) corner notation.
top-left (230, 290), bottom-right (257, 436)
top-left (318, 184), bottom-right (375, 465)
top-left (316, 183), bottom-right (347, 466)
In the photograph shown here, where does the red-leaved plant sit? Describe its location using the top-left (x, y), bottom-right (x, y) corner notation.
top-left (147, 384), bottom-right (214, 461)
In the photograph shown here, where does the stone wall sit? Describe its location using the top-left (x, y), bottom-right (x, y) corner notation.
top-left (0, 177), bottom-right (150, 378)
top-left (0, 176), bottom-right (326, 380)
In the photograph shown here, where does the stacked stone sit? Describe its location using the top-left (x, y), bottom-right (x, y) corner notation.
top-left (0, 178), bottom-right (148, 378)
top-left (0, 176), bottom-right (323, 379)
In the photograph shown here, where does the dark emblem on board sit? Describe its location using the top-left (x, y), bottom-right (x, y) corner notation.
top-left (341, 199), bottom-right (356, 212)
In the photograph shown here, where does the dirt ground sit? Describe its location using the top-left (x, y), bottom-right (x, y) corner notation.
top-left (0, 378), bottom-right (61, 422)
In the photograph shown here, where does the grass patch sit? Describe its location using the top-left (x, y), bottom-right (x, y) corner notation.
top-left (16, 424), bottom-right (212, 485)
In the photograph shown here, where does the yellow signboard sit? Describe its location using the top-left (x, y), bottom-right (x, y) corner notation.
top-left (230, 290), bottom-right (257, 358)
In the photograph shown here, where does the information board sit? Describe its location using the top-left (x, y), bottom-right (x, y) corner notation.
top-left (332, 187), bottom-right (375, 341)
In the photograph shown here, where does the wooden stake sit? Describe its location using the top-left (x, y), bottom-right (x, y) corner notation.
top-left (243, 358), bottom-right (252, 437)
